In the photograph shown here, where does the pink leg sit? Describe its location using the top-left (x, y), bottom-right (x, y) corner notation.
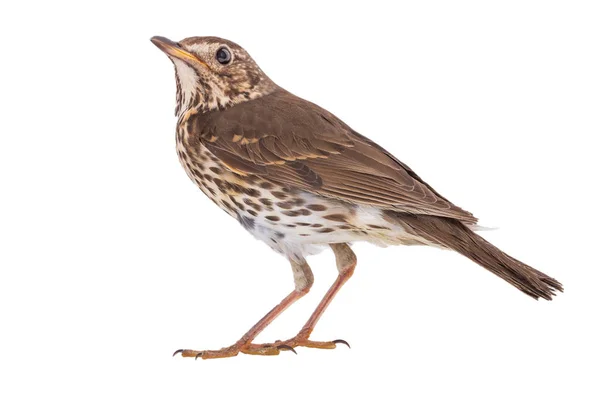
top-left (246, 243), bottom-right (357, 353)
top-left (175, 258), bottom-right (313, 359)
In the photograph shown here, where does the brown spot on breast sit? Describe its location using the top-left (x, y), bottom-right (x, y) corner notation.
top-left (229, 196), bottom-right (245, 211)
top-left (260, 182), bottom-right (274, 190)
top-left (276, 201), bottom-right (294, 210)
top-left (306, 204), bottom-right (327, 211)
top-left (259, 198), bottom-right (273, 206)
top-left (271, 191), bottom-right (287, 200)
top-left (368, 224), bottom-right (391, 230)
top-left (323, 214), bottom-right (348, 222)
top-left (295, 222), bottom-right (311, 226)
top-left (265, 215), bottom-right (280, 222)
top-left (209, 167), bottom-right (222, 174)
top-left (203, 174), bottom-right (213, 182)
top-left (243, 188), bottom-right (260, 197)
top-left (221, 200), bottom-right (234, 212)
top-left (243, 198), bottom-right (262, 211)
top-left (317, 228), bottom-right (335, 233)
top-left (283, 211), bottom-right (299, 217)
top-left (247, 210), bottom-right (258, 217)
top-left (298, 209), bottom-right (312, 216)
top-left (227, 183), bottom-right (241, 193)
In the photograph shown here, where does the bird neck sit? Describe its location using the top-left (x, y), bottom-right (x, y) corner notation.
top-left (175, 79), bottom-right (279, 120)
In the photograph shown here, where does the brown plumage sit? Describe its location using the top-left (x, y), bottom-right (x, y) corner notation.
top-left (151, 35), bottom-right (562, 359)
top-left (385, 212), bottom-right (562, 300)
top-left (190, 90), bottom-right (477, 223)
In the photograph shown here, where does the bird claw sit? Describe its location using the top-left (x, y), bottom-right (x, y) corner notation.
top-left (277, 344), bottom-right (297, 354)
top-left (332, 339), bottom-right (351, 348)
top-left (172, 349), bottom-right (184, 357)
top-left (194, 352), bottom-right (203, 360)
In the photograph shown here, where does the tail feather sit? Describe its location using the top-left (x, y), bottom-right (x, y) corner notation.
top-left (388, 213), bottom-right (563, 300)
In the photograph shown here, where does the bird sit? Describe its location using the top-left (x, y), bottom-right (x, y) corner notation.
top-left (150, 35), bottom-right (563, 359)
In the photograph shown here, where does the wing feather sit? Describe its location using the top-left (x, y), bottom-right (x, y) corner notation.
top-left (190, 89), bottom-right (477, 224)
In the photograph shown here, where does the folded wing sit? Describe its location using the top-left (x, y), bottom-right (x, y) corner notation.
top-left (188, 89), bottom-right (477, 224)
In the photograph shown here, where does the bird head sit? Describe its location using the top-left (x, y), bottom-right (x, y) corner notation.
top-left (151, 36), bottom-right (276, 116)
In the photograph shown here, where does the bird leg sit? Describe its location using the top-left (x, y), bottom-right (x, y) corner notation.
top-left (245, 243), bottom-right (356, 354)
top-left (174, 258), bottom-right (314, 359)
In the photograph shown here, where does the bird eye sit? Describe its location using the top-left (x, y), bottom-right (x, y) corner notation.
top-left (216, 47), bottom-right (232, 65)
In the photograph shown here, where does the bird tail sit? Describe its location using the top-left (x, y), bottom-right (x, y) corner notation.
top-left (388, 213), bottom-right (563, 300)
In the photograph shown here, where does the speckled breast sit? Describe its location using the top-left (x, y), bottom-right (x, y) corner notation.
top-left (174, 123), bottom-right (419, 260)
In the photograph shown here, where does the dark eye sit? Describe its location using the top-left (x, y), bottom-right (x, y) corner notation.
top-left (216, 47), bottom-right (231, 65)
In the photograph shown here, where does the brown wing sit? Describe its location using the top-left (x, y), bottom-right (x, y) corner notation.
top-left (189, 89), bottom-right (477, 224)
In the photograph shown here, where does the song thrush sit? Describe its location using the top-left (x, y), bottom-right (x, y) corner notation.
top-left (150, 36), bottom-right (563, 359)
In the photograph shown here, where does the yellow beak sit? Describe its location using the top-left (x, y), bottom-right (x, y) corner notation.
top-left (150, 36), bottom-right (209, 68)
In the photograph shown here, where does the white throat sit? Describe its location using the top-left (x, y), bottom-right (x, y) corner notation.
top-left (172, 59), bottom-right (199, 116)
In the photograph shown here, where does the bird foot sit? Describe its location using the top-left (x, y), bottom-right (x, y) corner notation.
top-left (173, 337), bottom-right (350, 359)
top-left (172, 341), bottom-right (295, 359)
top-left (243, 336), bottom-right (350, 355)
top-left (173, 342), bottom-right (246, 360)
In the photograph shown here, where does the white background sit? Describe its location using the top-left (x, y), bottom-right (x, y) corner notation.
top-left (1, 1), bottom-right (599, 401)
